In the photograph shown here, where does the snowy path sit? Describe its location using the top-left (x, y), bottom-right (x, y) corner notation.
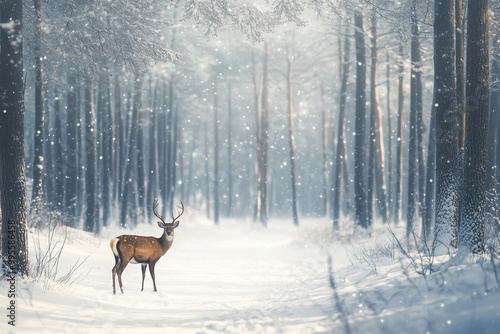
top-left (4, 212), bottom-right (500, 334)
top-left (6, 215), bottom-right (338, 334)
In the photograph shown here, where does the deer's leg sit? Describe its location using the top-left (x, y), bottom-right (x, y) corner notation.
top-left (149, 262), bottom-right (157, 292)
top-left (141, 263), bottom-right (147, 292)
top-left (117, 260), bottom-right (129, 294)
top-left (111, 257), bottom-right (120, 294)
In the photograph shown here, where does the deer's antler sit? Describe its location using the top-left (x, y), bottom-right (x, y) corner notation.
top-left (153, 199), bottom-right (166, 226)
top-left (171, 201), bottom-right (184, 224)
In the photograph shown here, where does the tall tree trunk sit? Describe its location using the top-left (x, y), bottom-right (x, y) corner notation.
top-left (394, 40), bottom-right (405, 224)
top-left (332, 25), bottom-right (351, 230)
top-left (158, 82), bottom-right (168, 206)
top-left (120, 76), bottom-right (143, 227)
top-left (102, 78), bottom-right (112, 227)
top-left (84, 79), bottom-right (97, 233)
top-left (434, 0), bottom-right (459, 253)
top-left (64, 74), bottom-right (78, 227)
top-left (53, 88), bottom-right (64, 212)
top-left (386, 50), bottom-right (393, 223)
top-left (137, 90), bottom-right (146, 221)
top-left (164, 80), bottom-right (175, 214)
top-left (368, 11), bottom-right (388, 225)
top-left (43, 92), bottom-right (54, 207)
top-left (0, 0), bottom-right (29, 277)
top-left (169, 105), bottom-right (179, 212)
top-left (252, 49), bottom-right (262, 223)
top-left (260, 43), bottom-right (270, 226)
top-left (354, 5), bottom-right (368, 229)
top-left (407, 0), bottom-right (422, 237)
top-left (422, 94), bottom-right (437, 241)
top-left (31, 0), bottom-right (44, 217)
top-left (459, 0), bottom-right (489, 254)
top-left (456, 0), bottom-right (466, 150)
top-left (213, 80), bottom-right (220, 225)
top-left (486, 20), bottom-right (500, 205)
top-left (76, 84), bottom-right (84, 222)
top-left (374, 100), bottom-right (388, 223)
top-left (204, 119), bottom-right (211, 219)
top-left (147, 83), bottom-right (159, 221)
top-left (114, 76), bottom-right (122, 204)
top-left (286, 45), bottom-right (299, 226)
top-left (186, 136), bottom-right (196, 205)
top-left (367, 12), bottom-right (376, 227)
top-left (227, 85), bottom-right (233, 217)
top-left (321, 81), bottom-right (328, 217)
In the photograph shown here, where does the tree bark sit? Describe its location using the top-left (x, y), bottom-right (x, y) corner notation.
top-left (102, 78), bottom-right (112, 227)
top-left (147, 83), bottom-right (158, 221)
top-left (456, 0), bottom-right (466, 150)
top-left (407, 0), bottom-right (422, 237)
top-left (321, 81), bottom-right (328, 218)
top-left (386, 50), bottom-right (393, 223)
top-left (252, 49), bottom-right (262, 222)
top-left (43, 92), bottom-right (54, 207)
top-left (84, 79), bottom-right (97, 233)
top-left (459, 0), bottom-right (489, 254)
top-left (53, 88), bottom-right (64, 212)
top-left (333, 25), bottom-right (352, 226)
top-left (434, 0), bottom-right (459, 253)
top-left (64, 74), bottom-right (78, 227)
top-left (394, 40), bottom-right (405, 224)
top-left (136, 88), bottom-right (146, 221)
top-left (422, 95), bottom-right (437, 241)
top-left (0, 0), bottom-right (29, 277)
top-left (368, 11), bottom-right (388, 225)
top-left (169, 105), bottom-right (179, 213)
top-left (487, 18), bottom-right (500, 204)
top-left (227, 85), bottom-right (233, 217)
top-left (31, 0), bottom-right (44, 217)
top-left (354, 6), bottom-right (368, 229)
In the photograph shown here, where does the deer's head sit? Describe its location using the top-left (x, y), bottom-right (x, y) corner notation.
top-left (153, 199), bottom-right (184, 237)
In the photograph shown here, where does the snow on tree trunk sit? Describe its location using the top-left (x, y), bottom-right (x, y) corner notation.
top-left (433, 0), bottom-right (459, 254)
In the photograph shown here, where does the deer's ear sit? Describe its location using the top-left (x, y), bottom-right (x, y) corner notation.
top-left (158, 221), bottom-right (165, 228)
top-left (173, 221), bottom-right (180, 229)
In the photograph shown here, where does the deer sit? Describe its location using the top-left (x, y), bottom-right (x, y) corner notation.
top-left (110, 199), bottom-right (184, 294)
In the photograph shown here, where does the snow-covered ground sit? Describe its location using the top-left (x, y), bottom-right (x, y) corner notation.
top-left (2, 208), bottom-right (500, 334)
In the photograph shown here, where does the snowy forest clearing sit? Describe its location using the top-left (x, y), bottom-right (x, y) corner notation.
top-left (2, 212), bottom-right (500, 334)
